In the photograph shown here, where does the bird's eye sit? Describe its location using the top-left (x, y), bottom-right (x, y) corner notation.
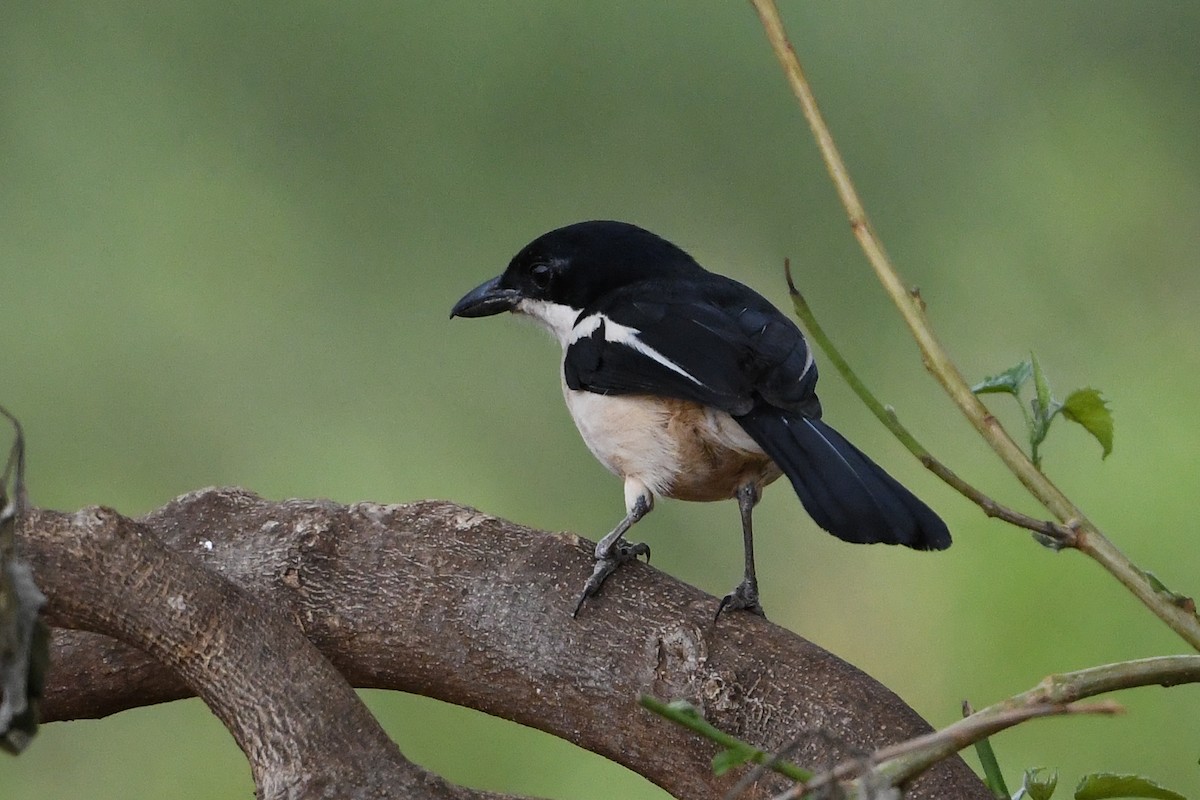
top-left (530, 263), bottom-right (553, 290)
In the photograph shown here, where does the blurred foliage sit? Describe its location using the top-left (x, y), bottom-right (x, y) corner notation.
top-left (2, 2), bottom-right (1199, 798)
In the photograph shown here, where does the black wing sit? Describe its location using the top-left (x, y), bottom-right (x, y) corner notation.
top-left (562, 275), bottom-right (821, 417)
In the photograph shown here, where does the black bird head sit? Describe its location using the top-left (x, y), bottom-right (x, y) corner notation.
top-left (450, 220), bottom-right (705, 321)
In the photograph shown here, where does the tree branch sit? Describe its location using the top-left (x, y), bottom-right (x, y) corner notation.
top-left (24, 488), bottom-right (990, 799)
top-left (23, 496), bottom-right (517, 800)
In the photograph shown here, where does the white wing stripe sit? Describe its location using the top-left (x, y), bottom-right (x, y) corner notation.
top-left (569, 312), bottom-right (703, 386)
top-left (799, 344), bottom-right (814, 381)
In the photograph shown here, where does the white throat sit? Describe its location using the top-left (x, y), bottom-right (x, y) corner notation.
top-left (515, 298), bottom-right (702, 387)
top-left (515, 298), bottom-right (582, 348)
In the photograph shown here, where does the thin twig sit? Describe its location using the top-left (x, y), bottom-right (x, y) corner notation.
top-left (722, 737), bottom-right (812, 800)
top-left (723, 730), bottom-right (868, 800)
top-left (784, 263), bottom-right (1074, 546)
top-left (0, 405), bottom-right (27, 517)
top-left (750, 0), bottom-right (1200, 652)
top-left (643, 653), bottom-right (1199, 799)
top-left (775, 701), bottom-right (1121, 800)
top-left (773, 655), bottom-right (1200, 798)
top-left (777, 657), bottom-right (1200, 796)
top-left (638, 695), bottom-right (813, 783)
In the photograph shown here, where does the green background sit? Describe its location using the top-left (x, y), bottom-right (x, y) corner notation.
top-left (4, 2), bottom-right (1199, 797)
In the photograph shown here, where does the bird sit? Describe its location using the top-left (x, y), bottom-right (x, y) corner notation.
top-left (450, 220), bottom-right (950, 618)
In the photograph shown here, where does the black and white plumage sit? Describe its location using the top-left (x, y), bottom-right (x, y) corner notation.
top-left (451, 220), bottom-right (950, 617)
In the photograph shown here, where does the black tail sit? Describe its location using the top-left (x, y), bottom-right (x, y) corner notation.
top-left (737, 409), bottom-right (951, 550)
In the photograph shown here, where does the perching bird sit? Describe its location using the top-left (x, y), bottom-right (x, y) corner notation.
top-left (451, 221), bottom-right (950, 617)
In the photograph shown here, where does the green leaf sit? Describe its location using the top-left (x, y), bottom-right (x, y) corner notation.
top-left (1028, 354), bottom-right (1060, 440)
top-left (1031, 354), bottom-right (1053, 420)
top-left (971, 359), bottom-right (1032, 396)
top-left (711, 744), bottom-right (759, 776)
top-left (1060, 388), bottom-right (1114, 459)
top-left (1023, 768), bottom-right (1058, 800)
top-left (1027, 354), bottom-right (1063, 466)
top-left (1074, 773), bottom-right (1187, 800)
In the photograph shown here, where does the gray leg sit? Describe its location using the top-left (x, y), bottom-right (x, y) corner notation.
top-left (717, 482), bottom-right (766, 619)
top-left (573, 493), bottom-right (652, 616)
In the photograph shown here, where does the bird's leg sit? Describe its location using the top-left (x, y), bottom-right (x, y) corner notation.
top-left (717, 481), bottom-right (766, 619)
top-left (573, 485), bottom-right (652, 616)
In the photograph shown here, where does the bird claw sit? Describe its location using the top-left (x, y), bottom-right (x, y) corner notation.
top-left (572, 539), bottom-right (650, 616)
top-left (615, 539), bottom-right (651, 563)
top-left (716, 579), bottom-right (766, 621)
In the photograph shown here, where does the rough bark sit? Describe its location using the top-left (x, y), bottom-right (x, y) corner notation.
top-left (22, 488), bottom-right (990, 799)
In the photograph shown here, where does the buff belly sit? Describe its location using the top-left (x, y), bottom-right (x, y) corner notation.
top-left (562, 386), bottom-right (782, 502)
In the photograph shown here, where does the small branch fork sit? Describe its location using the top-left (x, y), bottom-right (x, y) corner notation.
top-left (795, 654), bottom-right (1200, 797)
top-left (777, 701), bottom-right (1122, 800)
top-left (749, 0), bottom-right (1200, 651)
top-left (639, 656), bottom-right (1199, 799)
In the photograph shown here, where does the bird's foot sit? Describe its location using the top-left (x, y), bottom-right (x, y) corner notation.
top-left (572, 538), bottom-right (651, 617)
top-left (716, 578), bottom-right (766, 620)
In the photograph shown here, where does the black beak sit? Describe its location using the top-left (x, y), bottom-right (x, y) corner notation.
top-left (450, 275), bottom-right (522, 318)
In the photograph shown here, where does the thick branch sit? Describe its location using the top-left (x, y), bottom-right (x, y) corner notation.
top-left (22, 499), bottom-right (517, 800)
top-left (26, 488), bottom-right (989, 799)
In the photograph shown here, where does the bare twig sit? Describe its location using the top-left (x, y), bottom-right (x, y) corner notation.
top-left (638, 695), bottom-right (812, 784)
top-left (771, 655), bottom-right (1200, 798)
top-left (723, 736), bottom-right (825, 800)
top-left (643, 648), bottom-right (1199, 800)
top-left (776, 701), bottom-right (1122, 800)
top-left (750, 0), bottom-right (1200, 652)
